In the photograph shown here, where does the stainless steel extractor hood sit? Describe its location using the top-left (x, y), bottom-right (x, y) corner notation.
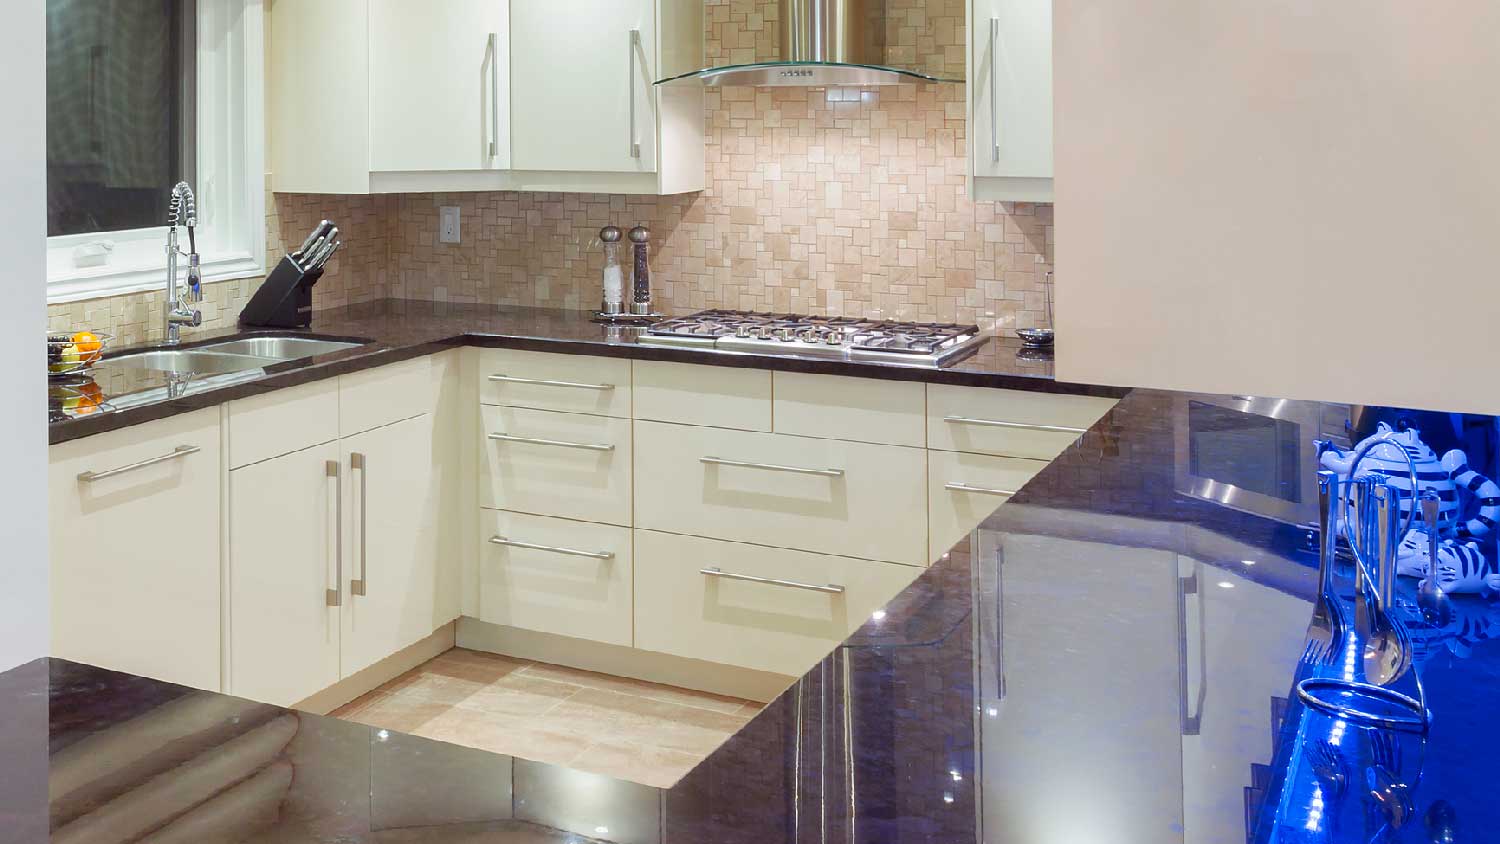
top-left (656, 0), bottom-right (962, 87)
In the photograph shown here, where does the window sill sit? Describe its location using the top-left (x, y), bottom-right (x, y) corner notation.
top-left (47, 255), bottom-right (265, 305)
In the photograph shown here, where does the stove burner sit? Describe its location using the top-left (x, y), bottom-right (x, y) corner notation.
top-left (641, 309), bottom-right (986, 367)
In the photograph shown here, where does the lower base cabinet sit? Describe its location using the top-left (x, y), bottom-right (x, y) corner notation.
top-left (230, 414), bottom-right (447, 706)
top-left (633, 530), bottom-right (922, 676)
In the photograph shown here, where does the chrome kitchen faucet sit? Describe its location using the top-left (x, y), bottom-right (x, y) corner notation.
top-left (163, 181), bottom-right (203, 345)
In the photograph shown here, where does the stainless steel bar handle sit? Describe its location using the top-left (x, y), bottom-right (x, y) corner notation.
top-left (487, 33), bottom-right (499, 157)
top-left (488, 374), bottom-right (616, 391)
top-left (350, 453), bottom-right (368, 597)
top-left (77, 445), bottom-right (200, 483)
top-left (700, 567), bottom-right (845, 595)
top-left (700, 456), bottom-right (844, 477)
top-left (628, 29), bottom-right (642, 159)
top-left (945, 482), bottom-right (1019, 497)
top-left (990, 18), bottom-right (1000, 162)
top-left (489, 536), bottom-right (615, 561)
top-left (488, 433), bottom-right (615, 452)
top-left (944, 415), bottom-right (1087, 434)
top-left (326, 460), bottom-right (342, 607)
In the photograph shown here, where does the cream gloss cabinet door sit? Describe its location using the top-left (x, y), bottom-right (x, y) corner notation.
top-left (228, 443), bottom-right (343, 707)
top-left (368, 0), bottom-right (511, 173)
top-left (340, 414), bottom-right (447, 677)
top-left (509, 0), bottom-right (658, 174)
top-left (969, 0), bottom-right (1053, 201)
top-left (49, 409), bottom-right (222, 691)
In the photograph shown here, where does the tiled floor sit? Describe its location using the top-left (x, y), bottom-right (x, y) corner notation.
top-left (331, 649), bottom-right (762, 788)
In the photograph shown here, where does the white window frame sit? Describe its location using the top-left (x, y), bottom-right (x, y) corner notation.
top-left (46, 0), bottom-right (265, 303)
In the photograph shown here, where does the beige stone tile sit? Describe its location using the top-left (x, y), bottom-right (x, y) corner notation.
top-left (536, 688), bottom-right (746, 756)
top-left (422, 648), bottom-right (531, 684)
top-left (453, 674), bottom-right (579, 719)
top-left (573, 739), bottom-right (705, 790)
top-left (336, 693), bottom-right (451, 734)
top-left (380, 671), bottom-right (487, 707)
top-left (515, 662), bottom-right (752, 716)
top-left (416, 708), bottom-right (594, 770)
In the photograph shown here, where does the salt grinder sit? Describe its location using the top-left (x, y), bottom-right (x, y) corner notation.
top-left (628, 225), bottom-right (652, 316)
top-left (598, 225), bottom-right (625, 316)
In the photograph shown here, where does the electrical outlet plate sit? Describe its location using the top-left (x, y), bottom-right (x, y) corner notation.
top-left (439, 206), bottom-right (461, 244)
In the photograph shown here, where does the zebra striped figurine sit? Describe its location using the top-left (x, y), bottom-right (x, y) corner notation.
top-left (1319, 423), bottom-right (1500, 594)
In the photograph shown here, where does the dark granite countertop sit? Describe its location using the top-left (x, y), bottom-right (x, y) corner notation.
top-left (49, 299), bottom-right (1126, 445)
top-left (15, 387), bottom-right (1499, 842)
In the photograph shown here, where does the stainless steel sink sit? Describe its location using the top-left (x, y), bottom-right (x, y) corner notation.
top-left (194, 336), bottom-right (365, 359)
top-left (101, 350), bottom-right (284, 376)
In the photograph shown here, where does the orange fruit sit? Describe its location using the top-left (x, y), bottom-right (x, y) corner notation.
top-left (72, 331), bottom-right (102, 363)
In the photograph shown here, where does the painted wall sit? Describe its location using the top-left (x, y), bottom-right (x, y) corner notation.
top-left (4, 0), bottom-right (48, 671)
top-left (1054, 0), bottom-right (1500, 413)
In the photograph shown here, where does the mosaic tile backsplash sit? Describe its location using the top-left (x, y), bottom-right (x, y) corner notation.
top-left (49, 0), bottom-right (1052, 344)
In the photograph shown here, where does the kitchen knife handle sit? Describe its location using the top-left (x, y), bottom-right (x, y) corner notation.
top-left (351, 452), bottom-right (368, 596)
top-left (327, 460), bottom-right (342, 607)
top-left (487, 33), bottom-right (499, 157)
top-left (628, 29), bottom-right (642, 159)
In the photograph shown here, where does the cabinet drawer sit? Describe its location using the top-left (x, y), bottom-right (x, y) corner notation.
top-left (49, 408), bottom-right (223, 690)
top-left (479, 511), bottom-right (632, 647)
top-left (228, 379), bottom-right (339, 468)
top-left (478, 349), bottom-right (632, 418)
top-left (773, 371), bottom-right (925, 446)
top-left (634, 530), bottom-right (920, 676)
top-left (479, 406), bottom-right (632, 526)
top-left (928, 451), bottom-right (1047, 561)
top-left (340, 354), bottom-right (444, 436)
top-left (928, 384), bottom-right (1116, 459)
top-left (634, 421), bottom-right (926, 565)
top-left (633, 360), bottom-right (771, 431)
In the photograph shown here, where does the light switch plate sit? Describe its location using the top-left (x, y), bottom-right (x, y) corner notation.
top-left (439, 206), bottom-right (461, 244)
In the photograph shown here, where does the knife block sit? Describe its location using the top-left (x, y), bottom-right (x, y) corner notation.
top-left (239, 256), bottom-right (324, 328)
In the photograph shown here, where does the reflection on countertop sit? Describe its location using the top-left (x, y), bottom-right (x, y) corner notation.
top-left (16, 387), bottom-right (1500, 842)
top-left (48, 299), bottom-right (1122, 444)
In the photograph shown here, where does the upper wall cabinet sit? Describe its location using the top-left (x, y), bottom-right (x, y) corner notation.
top-left (508, 0), bottom-right (704, 195)
top-left (269, 0), bottom-right (704, 196)
top-left (271, 0), bottom-right (510, 194)
top-left (968, 0), bottom-right (1053, 203)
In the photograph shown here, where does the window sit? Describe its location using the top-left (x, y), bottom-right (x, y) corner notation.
top-left (44, 0), bottom-right (264, 301)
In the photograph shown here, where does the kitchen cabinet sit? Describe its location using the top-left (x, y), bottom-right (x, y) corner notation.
top-left (506, 0), bottom-right (705, 194)
top-left (967, 0), bottom-right (1053, 202)
top-left (270, 0), bottom-right (510, 194)
top-left (49, 409), bottom-right (223, 691)
top-left (229, 443), bottom-right (342, 705)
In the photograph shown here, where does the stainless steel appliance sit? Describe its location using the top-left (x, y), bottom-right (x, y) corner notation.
top-left (639, 310), bottom-right (989, 367)
top-left (1173, 394), bottom-right (1351, 526)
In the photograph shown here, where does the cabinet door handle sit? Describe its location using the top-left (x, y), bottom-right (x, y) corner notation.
top-left (628, 28), bottom-right (642, 159)
top-left (700, 567), bottom-right (845, 595)
top-left (326, 460), bottom-right (342, 607)
top-left (989, 17), bottom-right (1000, 162)
top-left (488, 432), bottom-right (615, 452)
top-left (945, 482), bottom-right (1019, 497)
top-left (489, 536), bottom-right (614, 560)
top-left (487, 32), bottom-right (501, 158)
top-left (76, 445), bottom-right (199, 483)
top-left (350, 453), bottom-right (368, 597)
top-left (944, 415), bottom-right (1087, 434)
top-left (700, 456), bottom-right (844, 478)
top-left (487, 374), bottom-right (616, 391)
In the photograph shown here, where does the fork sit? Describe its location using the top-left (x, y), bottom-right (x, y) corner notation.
top-left (1366, 729), bottom-right (1414, 835)
top-left (1310, 473), bottom-right (1347, 658)
top-left (1301, 638), bottom-right (1336, 671)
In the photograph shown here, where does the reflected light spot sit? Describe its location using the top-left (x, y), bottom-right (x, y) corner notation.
top-left (1217, 581), bottom-right (1236, 589)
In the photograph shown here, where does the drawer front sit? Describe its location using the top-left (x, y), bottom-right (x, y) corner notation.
top-left (49, 408), bottom-right (223, 690)
top-left (928, 450), bottom-right (1047, 561)
top-left (480, 406), bottom-right (632, 526)
top-left (634, 421), bottom-right (926, 565)
top-left (478, 349), bottom-right (632, 418)
top-left (633, 360), bottom-right (772, 431)
top-left (928, 384), bottom-right (1117, 459)
top-left (228, 378), bottom-right (339, 468)
top-left (340, 354), bottom-right (444, 436)
top-left (634, 530), bottom-right (921, 676)
top-left (773, 371), bottom-right (925, 447)
top-left (479, 511), bottom-right (632, 647)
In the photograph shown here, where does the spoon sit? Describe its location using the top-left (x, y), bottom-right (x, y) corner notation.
top-left (1418, 493), bottom-right (1454, 627)
top-left (1425, 799), bottom-right (1458, 843)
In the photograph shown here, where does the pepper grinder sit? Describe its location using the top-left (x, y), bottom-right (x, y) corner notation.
top-left (628, 225), bottom-right (657, 317)
top-left (598, 226), bottom-right (626, 316)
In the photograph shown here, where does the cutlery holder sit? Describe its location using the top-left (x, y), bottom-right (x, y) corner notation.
top-left (239, 255), bottom-right (324, 329)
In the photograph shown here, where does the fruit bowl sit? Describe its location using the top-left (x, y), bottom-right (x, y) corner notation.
top-left (47, 330), bottom-right (113, 376)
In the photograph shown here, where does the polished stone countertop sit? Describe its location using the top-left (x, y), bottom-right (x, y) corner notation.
top-left (17, 387), bottom-right (1500, 842)
top-left (49, 299), bottom-right (1125, 444)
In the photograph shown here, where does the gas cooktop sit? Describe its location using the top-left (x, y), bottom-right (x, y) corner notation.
top-left (639, 310), bottom-right (988, 367)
